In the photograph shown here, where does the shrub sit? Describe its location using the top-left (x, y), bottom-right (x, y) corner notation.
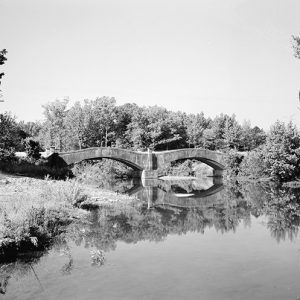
top-left (223, 150), bottom-right (244, 177)
top-left (262, 122), bottom-right (300, 181)
top-left (0, 148), bottom-right (16, 163)
top-left (23, 138), bottom-right (42, 160)
top-left (233, 122), bottom-right (300, 182)
top-left (239, 149), bottom-right (267, 179)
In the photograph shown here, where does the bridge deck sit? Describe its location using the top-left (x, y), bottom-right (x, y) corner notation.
top-left (56, 147), bottom-right (225, 178)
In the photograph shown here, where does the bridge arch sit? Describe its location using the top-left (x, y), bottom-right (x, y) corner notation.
top-left (82, 157), bottom-right (143, 170)
top-left (155, 148), bottom-right (225, 172)
top-left (58, 147), bottom-right (146, 171)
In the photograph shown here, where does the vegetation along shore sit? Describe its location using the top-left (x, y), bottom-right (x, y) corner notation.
top-left (0, 175), bottom-right (137, 260)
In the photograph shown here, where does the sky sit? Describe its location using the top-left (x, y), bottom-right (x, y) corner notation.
top-left (1, 0), bottom-right (300, 129)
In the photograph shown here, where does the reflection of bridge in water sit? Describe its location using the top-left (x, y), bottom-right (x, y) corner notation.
top-left (126, 177), bottom-right (224, 208)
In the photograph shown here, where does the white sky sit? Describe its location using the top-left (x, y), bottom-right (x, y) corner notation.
top-left (1, 0), bottom-right (300, 129)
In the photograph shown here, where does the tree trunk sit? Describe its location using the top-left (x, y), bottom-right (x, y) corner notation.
top-left (105, 128), bottom-right (108, 147)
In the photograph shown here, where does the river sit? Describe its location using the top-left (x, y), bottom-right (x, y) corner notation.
top-left (1, 177), bottom-right (300, 300)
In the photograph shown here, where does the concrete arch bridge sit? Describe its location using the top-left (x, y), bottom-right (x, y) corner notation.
top-left (57, 147), bottom-right (225, 179)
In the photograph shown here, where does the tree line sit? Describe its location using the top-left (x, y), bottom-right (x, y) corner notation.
top-left (1, 97), bottom-right (266, 154)
top-left (3, 101), bottom-right (300, 182)
top-left (225, 121), bottom-right (300, 181)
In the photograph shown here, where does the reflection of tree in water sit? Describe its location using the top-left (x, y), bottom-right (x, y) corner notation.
top-left (69, 195), bottom-right (253, 252)
top-left (0, 274), bottom-right (10, 294)
top-left (0, 254), bottom-right (43, 294)
top-left (263, 188), bottom-right (300, 242)
top-left (3, 183), bottom-right (300, 295)
top-left (0, 237), bottom-right (78, 295)
top-left (70, 183), bottom-right (300, 250)
top-left (95, 177), bottom-right (136, 194)
top-left (240, 183), bottom-right (300, 242)
top-left (157, 178), bottom-right (213, 194)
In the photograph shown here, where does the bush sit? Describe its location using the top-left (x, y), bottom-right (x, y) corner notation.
top-left (223, 150), bottom-right (244, 177)
top-left (23, 138), bottom-right (42, 160)
top-left (239, 149), bottom-right (267, 179)
top-left (0, 148), bottom-right (16, 163)
top-left (262, 122), bottom-right (300, 181)
top-left (224, 122), bottom-right (300, 182)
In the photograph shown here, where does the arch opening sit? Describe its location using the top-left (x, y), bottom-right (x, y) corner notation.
top-left (74, 156), bottom-right (143, 171)
top-left (164, 157), bottom-right (225, 172)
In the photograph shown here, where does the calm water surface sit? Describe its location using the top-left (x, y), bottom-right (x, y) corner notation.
top-left (1, 178), bottom-right (300, 300)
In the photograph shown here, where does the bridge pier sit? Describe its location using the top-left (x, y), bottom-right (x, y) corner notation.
top-left (142, 149), bottom-right (159, 179)
top-left (141, 170), bottom-right (158, 179)
top-left (213, 169), bottom-right (224, 177)
top-left (132, 170), bottom-right (143, 178)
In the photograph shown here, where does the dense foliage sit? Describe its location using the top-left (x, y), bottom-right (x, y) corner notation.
top-left (0, 112), bottom-right (27, 162)
top-left (23, 138), bottom-right (42, 160)
top-left (14, 97), bottom-right (265, 152)
top-left (2, 96), bottom-right (300, 181)
top-left (229, 121), bottom-right (300, 181)
top-left (0, 49), bottom-right (7, 98)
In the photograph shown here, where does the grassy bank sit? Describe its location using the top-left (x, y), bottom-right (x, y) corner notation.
top-left (0, 176), bottom-right (136, 260)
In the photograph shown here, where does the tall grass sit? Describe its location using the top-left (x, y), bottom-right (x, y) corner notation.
top-left (0, 178), bottom-right (87, 258)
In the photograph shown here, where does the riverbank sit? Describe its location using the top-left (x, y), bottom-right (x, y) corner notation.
top-left (0, 175), bottom-right (137, 260)
top-left (224, 173), bottom-right (300, 188)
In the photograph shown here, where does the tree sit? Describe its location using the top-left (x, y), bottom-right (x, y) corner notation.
top-left (23, 138), bottom-right (42, 160)
top-left (0, 49), bottom-right (7, 100)
top-left (114, 103), bottom-right (139, 148)
top-left (83, 97), bottom-right (117, 147)
top-left (292, 35), bottom-right (300, 59)
top-left (185, 112), bottom-right (210, 148)
top-left (0, 112), bottom-right (20, 160)
top-left (201, 114), bottom-right (233, 150)
top-left (65, 101), bottom-right (86, 149)
top-left (263, 121), bottom-right (300, 181)
top-left (125, 106), bottom-right (152, 149)
top-left (292, 35), bottom-right (300, 104)
top-left (146, 106), bottom-right (171, 149)
top-left (0, 113), bottom-right (20, 149)
top-left (39, 99), bottom-right (69, 150)
top-left (125, 106), bottom-right (187, 150)
top-left (239, 120), bottom-right (253, 151)
top-left (239, 121), bottom-right (266, 151)
top-left (223, 150), bottom-right (244, 176)
top-left (93, 97), bottom-right (117, 147)
top-left (202, 128), bottom-right (217, 150)
top-left (18, 121), bottom-right (42, 138)
top-left (239, 148), bottom-right (267, 178)
top-left (250, 126), bottom-right (266, 149)
top-left (223, 115), bottom-right (242, 149)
